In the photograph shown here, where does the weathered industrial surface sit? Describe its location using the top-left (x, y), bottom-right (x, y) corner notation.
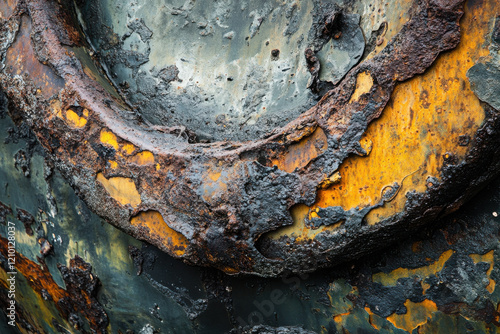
top-left (2, 0), bottom-right (500, 331)
top-left (1, 0), bottom-right (500, 278)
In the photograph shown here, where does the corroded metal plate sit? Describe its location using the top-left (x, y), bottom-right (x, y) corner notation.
top-left (1, 0), bottom-right (500, 277)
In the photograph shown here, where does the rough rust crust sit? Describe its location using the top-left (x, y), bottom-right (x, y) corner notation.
top-left (1, 0), bottom-right (493, 277)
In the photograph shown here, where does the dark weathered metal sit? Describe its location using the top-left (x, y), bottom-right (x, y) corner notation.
top-left (1, 0), bottom-right (499, 279)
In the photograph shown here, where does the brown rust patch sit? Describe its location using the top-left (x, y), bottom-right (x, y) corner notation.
top-left (0, 0), bottom-right (18, 20)
top-left (272, 127), bottom-right (328, 173)
top-left (4, 15), bottom-right (64, 99)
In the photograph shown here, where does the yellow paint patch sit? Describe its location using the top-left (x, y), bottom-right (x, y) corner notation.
top-left (52, 100), bottom-right (88, 129)
top-left (386, 299), bottom-right (438, 332)
top-left (270, 204), bottom-right (312, 242)
top-left (96, 173), bottom-right (141, 208)
top-left (156, 163), bottom-right (161, 171)
top-left (131, 211), bottom-right (188, 256)
top-left (372, 250), bottom-right (454, 286)
top-left (108, 160), bottom-right (118, 169)
top-left (100, 129), bottom-right (119, 150)
top-left (122, 143), bottom-right (136, 155)
top-left (129, 151), bottom-right (155, 165)
top-left (470, 250), bottom-right (495, 293)
top-left (272, 127), bottom-right (328, 173)
top-left (65, 108), bottom-right (88, 128)
top-left (99, 131), bottom-right (154, 165)
top-left (349, 71), bottom-right (373, 103)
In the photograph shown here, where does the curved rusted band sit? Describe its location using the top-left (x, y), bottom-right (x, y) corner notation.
top-left (3, 0), bottom-right (496, 277)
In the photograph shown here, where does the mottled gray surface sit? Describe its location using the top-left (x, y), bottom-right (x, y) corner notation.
top-left (76, 0), bottom-right (378, 142)
top-left (467, 63), bottom-right (500, 110)
top-left (317, 13), bottom-right (364, 84)
top-left (467, 17), bottom-right (500, 110)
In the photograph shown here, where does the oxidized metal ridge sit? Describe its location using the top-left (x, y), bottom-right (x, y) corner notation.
top-left (1, 0), bottom-right (499, 277)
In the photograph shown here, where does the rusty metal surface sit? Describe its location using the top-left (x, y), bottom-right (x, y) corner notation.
top-left (2, 103), bottom-right (500, 333)
top-left (1, 0), bottom-right (500, 279)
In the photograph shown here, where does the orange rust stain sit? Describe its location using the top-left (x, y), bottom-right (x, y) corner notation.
top-left (209, 172), bottom-right (222, 182)
top-left (96, 173), bottom-right (141, 208)
top-left (349, 71), bottom-right (373, 103)
top-left (422, 281), bottom-right (431, 294)
top-left (99, 129), bottom-right (119, 150)
top-left (4, 16), bottom-right (65, 99)
top-left (333, 312), bottom-right (351, 324)
top-left (0, 236), bottom-right (106, 333)
top-left (130, 211), bottom-right (188, 256)
top-left (223, 267), bottom-right (239, 274)
top-left (386, 299), bottom-right (438, 333)
top-left (285, 0), bottom-right (497, 237)
top-left (470, 250), bottom-right (495, 294)
top-left (372, 249), bottom-right (454, 286)
top-left (0, 239), bottom-right (66, 302)
top-left (487, 279), bottom-right (495, 295)
top-left (272, 127), bottom-right (328, 173)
